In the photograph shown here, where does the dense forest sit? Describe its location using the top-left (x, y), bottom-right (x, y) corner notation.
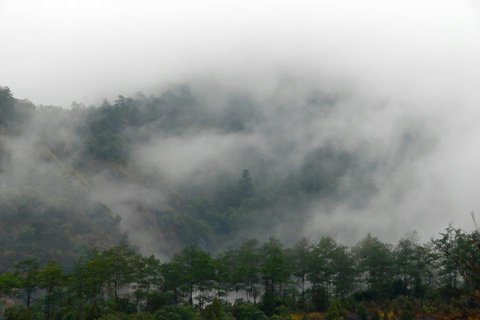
top-left (1, 85), bottom-right (477, 319)
top-left (0, 84), bottom-right (382, 270)
top-left (1, 226), bottom-right (480, 319)
top-left (2, 0), bottom-right (479, 318)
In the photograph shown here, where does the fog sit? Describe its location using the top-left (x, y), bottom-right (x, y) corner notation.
top-left (1, 0), bottom-right (480, 254)
top-left (2, 0), bottom-right (479, 106)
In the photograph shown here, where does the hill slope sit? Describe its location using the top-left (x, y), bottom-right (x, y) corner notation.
top-left (0, 84), bottom-right (429, 268)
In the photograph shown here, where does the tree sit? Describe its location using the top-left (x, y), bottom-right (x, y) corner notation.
top-left (14, 258), bottom-right (39, 307)
top-left (432, 227), bottom-right (464, 300)
top-left (260, 238), bottom-right (291, 295)
top-left (238, 169), bottom-right (254, 200)
top-left (308, 237), bottom-right (341, 309)
top-left (354, 234), bottom-right (394, 300)
top-left (233, 302), bottom-right (267, 320)
top-left (0, 271), bottom-right (19, 298)
top-left (161, 261), bottom-right (184, 305)
top-left (38, 261), bottom-right (66, 319)
top-left (331, 243), bottom-right (356, 298)
top-left (456, 229), bottom-right (480, 306)
top-left (394, 234), bottom-right (432, 298)
top-left (0, 86), bottom-right (15, 127)
top-left (214, 250), bottom-right (237, 296)
top-left (102, 242), bottom-right (140, 307)
top-left (0, 86), bottom-right (34, 131)
top-left (133, 255), bottom-right (163, 311)
top-left (290, 238), bottom-right (311, 307)
top-left (258, 238), bottom-right (292, 316)
top-left (171, 245), bottom-right (215, 307)
top-left (432, 226), bottom-right (480, 308)
top-left (231, 239), bottom-right (261, 303)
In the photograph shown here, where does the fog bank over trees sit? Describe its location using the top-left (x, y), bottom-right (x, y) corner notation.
top-left (0, 77), bottom-right (478, 264)
top-left (1, 0), bottom-right (480, 263)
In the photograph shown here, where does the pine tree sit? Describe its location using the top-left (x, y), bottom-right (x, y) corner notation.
top-left (238, 169), bottom-right (254, 199)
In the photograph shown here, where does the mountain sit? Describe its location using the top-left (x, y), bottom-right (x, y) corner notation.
top-left (1, 83), bottom-right (418, 270)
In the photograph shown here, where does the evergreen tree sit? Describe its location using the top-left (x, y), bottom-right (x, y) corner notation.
top-left (14, 258), bottom-right (39, 307)
top-left (238, 169), bottom-right (254, 200)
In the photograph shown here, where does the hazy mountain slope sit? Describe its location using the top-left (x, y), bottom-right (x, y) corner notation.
top-left (0, 83), bottom-right (432, 267)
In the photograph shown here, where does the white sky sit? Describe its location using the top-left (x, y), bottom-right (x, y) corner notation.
top-left (1, 0), bottom-right (479, 106)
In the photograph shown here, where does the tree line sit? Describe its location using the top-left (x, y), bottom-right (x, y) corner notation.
top-left (1, 226), bottom-right (480, 320)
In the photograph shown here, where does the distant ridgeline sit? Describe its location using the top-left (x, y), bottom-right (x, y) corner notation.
top-left (0, 227), bottom-right (480, 320)
top-left (0, 85), bottom-right (379, 271)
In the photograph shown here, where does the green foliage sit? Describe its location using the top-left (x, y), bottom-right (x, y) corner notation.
top-left (0, 272), bottom-right (19, 296)
top-left (354, 234), bottom-right (394, 300)
top-left (4, 305), bottom-right (33, 320)
top-left (202, 299), bottom-right (234, 320)
top-left (307, 237), bottom-right (355, 309)
top-left (238, 170), bottom-right (254, 200)
top-left (129, 313), bottom-right (154, 320)
top-left (400, 310), bottom-right (415, 320)
top-left (260, 291), bottom-right (277, 316)
top-left (0, 194), bottom-right (122, 272)
top-left (233, 303), bottom-right (267, 320)
top-left (14, 258), bottom-right (39, 307)
top-left (325, 300), bottom-right (346, 320)
top-left (38, 261), bottom-right (65, 319)
top-left (0, 87), bottom-right (377, 271)
top-left (269, 315), bottom-right (292, 320)
top-left (371, 311), bottom-right (381, 320)
top-left (297, 147), bottom-right (359, 197)
top-left (393, 234), bottom-right (431, 298)
top-left (7, 86), bottom-right (480, 319)
top-left (0, 86), bottom-right (34, 132)
top-left (0, 86), bottom-right (16, 128)
top-left (171, 246), bottom-right (215, 306)
top-left (1, 225), bottom-right (480, 318)
top-left (260, 238), bottom-right (291, 295)
top-left (229, 239), bottom-right (261, 301)
top-left (85, 303), bottom-right (101, 320)
top-left (153, 305), bottom-right (200, 320)
top-left (290, 239), bottom-right (311, 309)
top-left (87, 131), bottom-right (129, 164)
top-left (355, 303), bottom-right (368, 320)
top-left (61, 312), bottom-right (78, 320)
top-left (98, 313), bottom-right (128, 320)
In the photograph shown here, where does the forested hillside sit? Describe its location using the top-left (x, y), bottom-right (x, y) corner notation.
top-left (0, 87), bottom-right (123, 271)
top-left (2, 0), bottom-right (480, 318)
top-left (0, 84), bottom-right (389, 270)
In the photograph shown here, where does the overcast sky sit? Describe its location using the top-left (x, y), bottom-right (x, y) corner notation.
top-left (0, 0), bottom-right (479, 106)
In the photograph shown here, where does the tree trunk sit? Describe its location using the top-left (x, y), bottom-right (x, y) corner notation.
top-left (27, 290), bottom-right (31, 307)
top-left (189, 283), bottom-right (194, 306)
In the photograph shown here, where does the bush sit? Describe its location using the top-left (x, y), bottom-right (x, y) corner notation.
top-left (233, 303), bottom-right (267, 320)
top-left (355, 303), bottom-right (368, 320)
top-left (325, 299), bottom-right (346, 320)
top-left (86, 304), bottom-right (101, 320)
top-left (154, 305), bottom-right (199, 320)
top-left (400, 311), bottom-right (415, 320)
top-left (61, 312), bottom-right (78, 320)
top-left (129, 313), bottom-right (154, 320)
top-left (371, 311), bottom-right (381, 320)
top-left (269, 315), bottom-right (292, 320)
top-left (98, 313), bottom-right (128, 320)
top-left (5, 306), bottom-right (33, 320)
top-left (202, 298), bottom-right (235, 320)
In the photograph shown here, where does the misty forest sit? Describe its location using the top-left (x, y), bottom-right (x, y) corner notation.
top-left (2, 1), bottom-right (480, 319)
top-left (1, 84), bottom-right (480, 320)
